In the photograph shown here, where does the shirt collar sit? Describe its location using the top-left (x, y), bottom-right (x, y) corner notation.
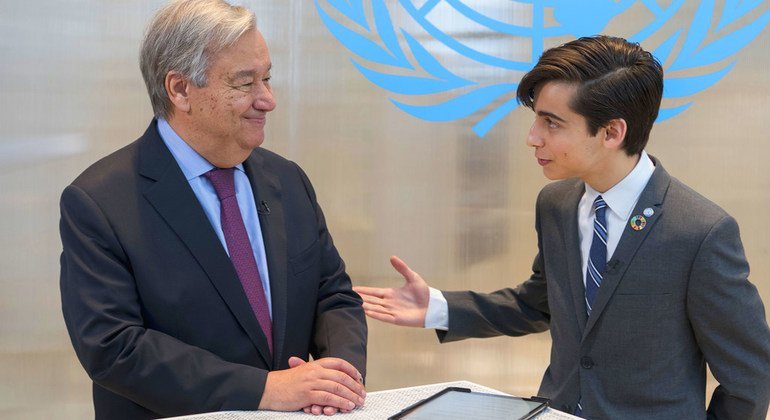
top-left (584, 151), bottom-right (655, 220)
top-left (157, 118), bottom-right (244, 179)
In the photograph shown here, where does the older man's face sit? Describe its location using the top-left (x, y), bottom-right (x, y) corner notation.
top-left (185, 29), bottom-right (276, 163)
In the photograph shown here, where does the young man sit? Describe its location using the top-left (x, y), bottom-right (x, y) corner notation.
top-left (355, 36), bottom-right (770, 419)
top-left (59, 1), bottom-right (366, 418)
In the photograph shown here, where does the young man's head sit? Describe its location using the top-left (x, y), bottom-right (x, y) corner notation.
top-left (517, 35), bottom-right (663, 157)
top-left (516, 36), bottom-right (663, 190)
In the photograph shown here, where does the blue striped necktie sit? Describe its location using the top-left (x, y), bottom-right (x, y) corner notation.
top-left (585, 195), bottom-right (607, 317)
top-left (576, 196), bottom-right (608, 417)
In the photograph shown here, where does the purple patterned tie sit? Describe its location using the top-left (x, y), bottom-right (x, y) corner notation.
top-left (205, 168), bottom-right (272, 353)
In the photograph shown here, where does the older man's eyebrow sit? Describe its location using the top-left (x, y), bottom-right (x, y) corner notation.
top-left (231, 63), bottom-right (272, 80)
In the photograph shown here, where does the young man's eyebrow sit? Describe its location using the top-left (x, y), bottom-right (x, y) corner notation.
top-left (536, 110), bottom-right (567, 123)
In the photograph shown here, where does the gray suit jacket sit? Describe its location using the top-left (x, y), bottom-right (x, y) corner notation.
top-left (60, 121), bottom-right (367, 419)
top-left (439, 158), bottom-right (770, 419)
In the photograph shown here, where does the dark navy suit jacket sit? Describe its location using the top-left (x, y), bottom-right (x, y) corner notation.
top-left (60, 120), bottom-right (367, 419)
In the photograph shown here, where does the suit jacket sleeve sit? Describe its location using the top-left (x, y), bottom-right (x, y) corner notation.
top-left (686, 215), bottom-right (770, 419)
top-left (438, 194), bottom-right (551, 342)
top-left (438, 259), bottom-right (551, 343)
top-left (60, 184), bottom-right (268, 417)
top-left (293, 162), bottom-right (367, 376)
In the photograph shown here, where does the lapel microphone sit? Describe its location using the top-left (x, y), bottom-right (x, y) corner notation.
top-left (257, 200), bottom-right (271, 215)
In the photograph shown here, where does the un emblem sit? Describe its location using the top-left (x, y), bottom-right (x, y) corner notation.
top-left (316, 0), bottom-right (770, 137)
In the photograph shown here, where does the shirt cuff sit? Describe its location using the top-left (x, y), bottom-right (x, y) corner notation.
top-left (424, 287), bottom-right (449, 330)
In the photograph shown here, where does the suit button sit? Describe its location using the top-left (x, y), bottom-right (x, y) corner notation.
top-left (580, 356), bottom-right (594, 369)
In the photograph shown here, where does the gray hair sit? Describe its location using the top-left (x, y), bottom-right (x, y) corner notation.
top-left (139, 0), bottom-right (256, 119)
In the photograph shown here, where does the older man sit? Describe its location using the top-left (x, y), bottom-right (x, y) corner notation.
top-left (59, 1), bottom-right (366, 418)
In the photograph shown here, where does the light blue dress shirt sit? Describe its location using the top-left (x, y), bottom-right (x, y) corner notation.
top-left (157, 118), bottom-right (272, 318)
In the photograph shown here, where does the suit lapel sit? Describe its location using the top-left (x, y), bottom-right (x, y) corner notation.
top-left (560, 180), bottom-right (590, 333)
top-left (243, 152), bottom-right (288, 368)
top-left (583, 159), bottom-right (671, 337)
top-left (138, 121), bottom-right (273, 368)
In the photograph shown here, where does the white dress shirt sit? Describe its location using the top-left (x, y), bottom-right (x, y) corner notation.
top-left (425, 152), bottom-right (656, 330)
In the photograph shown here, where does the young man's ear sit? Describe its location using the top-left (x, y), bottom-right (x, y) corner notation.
top-left (603, 118), bottom-right (628, 150)
top-left (165, 71), bottom-right (192, 114)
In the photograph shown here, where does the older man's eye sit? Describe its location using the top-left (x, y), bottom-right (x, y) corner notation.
top-left (230, 82), bottom-right (254, 92)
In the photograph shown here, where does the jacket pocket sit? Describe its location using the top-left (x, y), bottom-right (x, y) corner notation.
top-left (289, 239), bottom-right (320, 276)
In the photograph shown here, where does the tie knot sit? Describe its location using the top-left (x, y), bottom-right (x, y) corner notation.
top-left (593, 195), bottom-right (607, 212)
top-left (204, 167), bottom-right (236, 200)
top-left (593, 195), bottom-right (607, 223)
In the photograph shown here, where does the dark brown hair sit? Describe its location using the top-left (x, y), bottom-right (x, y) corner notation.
top-left (517, 35), bottom-right (663, 156)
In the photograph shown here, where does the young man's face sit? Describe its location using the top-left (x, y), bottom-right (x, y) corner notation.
top-left (526, 81), bottom-right (610, 185)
